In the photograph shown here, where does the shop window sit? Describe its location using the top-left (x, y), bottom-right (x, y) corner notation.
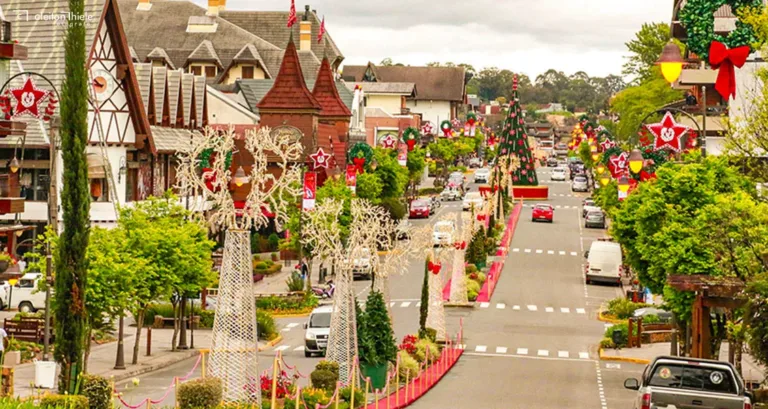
top-left (20, 169), bottom-right (50, 202)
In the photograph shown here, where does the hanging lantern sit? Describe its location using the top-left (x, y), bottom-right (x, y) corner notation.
top-left (233, 166), bottom-right (249, 187)
top-left (599, 174), bottom-right (611, 186)
top-left (596, 163), bottom-right (606, 175)
top-left (618, 175), bottom-right (630, 193)
top-left (656, 41), bottom-right (684, 84)
top-left (591, 153), bottom-right (599, 162)
top-left (628, 149), bottom-right (644, 174)
top-left (9, 157), bottom-right (19, 173)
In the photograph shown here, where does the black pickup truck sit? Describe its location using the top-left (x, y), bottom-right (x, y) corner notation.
top-left (624, 356), bottom-right (753, 409)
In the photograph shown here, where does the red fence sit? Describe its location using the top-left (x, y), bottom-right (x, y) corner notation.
top-left (476, 201), bottom-right (522, 302)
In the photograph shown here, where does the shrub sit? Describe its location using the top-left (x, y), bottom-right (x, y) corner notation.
top-left (257, 310), bottom-right (278, 341)
top-left (600, 338), bottom-right (615, 349)
top-left (301, 387), bottom-right (331, 408)
top-left (418, 187), bottom-right (442, 196)
top-left (397, 350), bottom-right (419, 379)
top-left (286, 272), bottom-right (305, 292)
top-left (268, 233), bottom-right (280, 252)
top-left (254, 261), bottom-right (268, 270)
top-left (271, 252), bottom-right (279, 262)
top-left (315, 360), bottom-right (340, 377)
top-left (380, 197), bottom-right (407, 221)
top-left (413, 339), bottom-right (440, 363)
top-left (476, 272), bottom-right (487, 284)
top-left (604, 323), bottom-right (629, 348)
top-left (256, 292), bottom-right (318, 313)
top-left (423, 327), bottom-right (437, 342)
top-left (642, 314), bottom-right (660, 324)
top-left (468, 289), bottom-right (478, 301)
top-left (310, 369), bottom-right (337, 392)
top-left (40, 395), bottom-right (88, 409)
top-left (465, 264), bottom-right (478, 274)
top-left (340, 386), bottom-right (364, 407)
top-left (143, 303), bottom-right (176, 325)
top-left (80, 374), bottom-right (112, 409)
top-left (6, 338), bottom-right (41, 362)
top-left (606, 297), bottom-right (644, 319)
top-left (178, 377), bottom-right (223, 409)
top-left (466, 280), bottom-right (481, 295)
top-left (197, 309), bottom-right (215, 328)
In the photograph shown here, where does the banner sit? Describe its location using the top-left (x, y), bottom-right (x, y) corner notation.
top-left (346, 165), bottom-right (357, 195)
top-left (397, 143), bottom-right (408, 166)
top-left (303, 171), bottom-right (316, 211)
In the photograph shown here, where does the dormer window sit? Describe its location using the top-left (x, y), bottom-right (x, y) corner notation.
top-left (241, 65), bottom-right (254, 79)
top-left (189, 64), bottom-right (217, 78)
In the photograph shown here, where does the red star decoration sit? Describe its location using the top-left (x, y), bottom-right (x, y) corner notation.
top-left (310, 148), bottom-right (332, 169)
top-left (380, 134), bottom-right (397, 149)
top-left (10, 77), bottom-right (49, 119)
top-left (646, 112), bottom-right (689, 152)
top-left (609, 152), bottom-right (628, 174)
top-left (600, 138), bottom-right (616, 151)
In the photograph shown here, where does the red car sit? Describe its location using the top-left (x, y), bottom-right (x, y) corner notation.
top-left (409, 199), bottom-right (431, 219)
top-left (532, 204), bottom-right (554, 223)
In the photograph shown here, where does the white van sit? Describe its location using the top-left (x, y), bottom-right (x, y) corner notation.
top-left (304, 305), bottom-right (332, 357)
top-left (584, 241), bottom-right (623, 285)
top-left (8, 273), bottom-right (46, 312)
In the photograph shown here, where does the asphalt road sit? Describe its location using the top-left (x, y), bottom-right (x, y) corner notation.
top-left (115, 168), bottom-right (646, 408)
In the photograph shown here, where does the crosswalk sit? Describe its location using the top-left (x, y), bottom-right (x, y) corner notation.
top-left (478, 303), bottom-right (587, 315)
top-left (512, 248), bottom-right (579, 256)
top-left (523, 204), bottom-right (580, 209)
top-left (466, 344), bottom-right (591, 360)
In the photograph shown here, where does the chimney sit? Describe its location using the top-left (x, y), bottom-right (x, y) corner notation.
top-left (299, 5), bottom-right (312, 52)
top-left (137, 0), bottom-right (152, 11)
top-left (207, 0), bottom-right (220, 16)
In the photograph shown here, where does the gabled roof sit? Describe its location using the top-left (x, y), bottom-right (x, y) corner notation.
top-left (348, 82), bottom-right (416, 96)
top-left (147, 47), bottom-right (176, 69)
top-left (313, 57), bottom-right (352, 118)
top-left (342, 64), bottom-right (466, 102)
top-left (222, 43), bottom-right (271, 79)
top-left (187, 40), bottom-right (223, 68)
top-left (256, 39), bottom-right (320, 111)
top-left (235, 79), bottom-right (353, 115)
top-left (219, 8), bottom-right (344, 66)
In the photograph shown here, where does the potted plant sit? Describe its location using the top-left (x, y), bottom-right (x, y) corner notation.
top-left (359, 291), bottom-right (397, 389)
top-left (0, 253), bottom-right (14, 273)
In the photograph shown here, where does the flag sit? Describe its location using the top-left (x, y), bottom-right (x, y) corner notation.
top-left (287, 0), bottom-right (297, 28)
top-left (317, 16), bottom-right (326, 43)
top-left (302, 172), bottom-right (317, 211)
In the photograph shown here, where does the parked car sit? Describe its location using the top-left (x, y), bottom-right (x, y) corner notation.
top-left (304, 306), bottom-right (332, 357)
top-left (440, 187), bottom-right (462, 201)
top-left (546, 157), bottom-right (558, 167)
top-left (351, 248), bottom-right (373, 280)
top-left (468, 158), bottom-right (482, 168)
top-left (433, 221), bottom-right (455, 247)
top-left (584, 241), bottom-right (623, 285)
top-left (474, 168), bottom-right (491, 183)
top-left (633, 307), bottom-right (673, 323)
top-left (0, 281), bottom-right (9, 310)
top-left (583, 199), bottom-right (600, 217)
top-left (572, 175), bottom-right (589, 192)
top-left (7, 273), bottom-right (46, 313)
top-left (551, 167), bottom-right (567, 181)
top-left (448, 173), bottom-right (466, 189)
top-left (462, 191), bottom-right (484, 211)
top-left (584, 210), bottom-right (605, 229)
top-left (531, 204), bottom-right (554, 223)
top-left (624, 356), bottom-right (752, 409)
top-left (409, 199), bottom-right (431, 219)
top-left (396, 219), bottom-right (412, 240)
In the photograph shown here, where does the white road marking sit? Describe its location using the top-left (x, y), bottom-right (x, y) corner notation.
top-left (275, 346), bottom-right (290, 352)
top-left (547, 250), bottom-right (554, 254)
top-left (538, 350), bottom-right (549, 357)
top-left (389, 302), bottom-right (395, 307)
top-left (475, 345), bottom-right (487, 352)
top-left (545, 307), bottom-right (554, 313)
top-left (416, 302), bottom-right (421, 307)
top-left (559, 251), bottom-right (566, 255)
top-left (495, 347), bottom-right (508, 354)
top-left (576, 308), bottom-right (586, 314)
top-left (579, 352), bottom-right (589, 359)
top-left (516, 348), bottom-right (528, 355)
top-left (555, 205), bottom-right (561, 209)
top-left (570, 252), bottom-right (578, 256)
top-left (512, 248), bottom-right (520, 252)
top-left (400, 302), bottom-right (411, 307)
top-left (513, 305), bottom-right (521, 310)
top-left (294, 346), bottom-right (305, 351)
top-left (496, 303), bottom-right (506, 309)
top-left (536, 249), bottom-right (543, 254)
top-left (606, 363), bottom-right (621, 369)
top-left (286, 323), bottom-right (299, 328)
top-left (527, 305), bottom-right (537, 311)
top-left (464, 352), bottom-right (597, 363)
top-left (524, 249), bottom-right (531, 253)
top-left (561, 307), bottom-right (570, 313)
top-left (281, 328), bottom-right (292, 332)
top-left (558, 351), bottom-right (569, 358)
top-left (479, 302), bottom-right (490, 308)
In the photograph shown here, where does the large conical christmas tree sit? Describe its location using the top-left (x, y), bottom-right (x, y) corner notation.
top-left (499, 76), bottom-right (538, 186)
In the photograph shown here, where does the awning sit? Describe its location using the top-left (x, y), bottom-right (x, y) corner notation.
top-left (87, 153), bottom-right (107, 179)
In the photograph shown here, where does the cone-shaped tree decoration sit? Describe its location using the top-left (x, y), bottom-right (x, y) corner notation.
top-left (326, 246), bottom-right (359, 385)
top-left (499, 75), bottom-right (538, 186)
top-left (450, 212), bottom-right (475, 304)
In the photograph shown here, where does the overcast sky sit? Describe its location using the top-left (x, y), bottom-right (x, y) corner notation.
top-left (192, 0), bottom-right (671, 79)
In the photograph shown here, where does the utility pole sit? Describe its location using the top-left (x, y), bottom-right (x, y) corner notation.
top-left (43, 117), bottom-right (60, 361)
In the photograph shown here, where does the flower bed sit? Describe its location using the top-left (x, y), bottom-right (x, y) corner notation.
top-left (256, 292), bottom-right (318, 316)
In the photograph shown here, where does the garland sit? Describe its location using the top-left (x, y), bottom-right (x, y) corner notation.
top-left (679, 0), bottom-right (762, 60)
top-left (440, 120), bottom-right (452, 137)
top-left (402, 127), bottom-right (420, 151)
top-left (600, 146), bottom-right (624, 165)
top-left (641, 149), bottom-right (669, 173)
top-left (466, 112), bottom-right (478, 124)
top-left (199, 149), bottom-right (233, 169)
top-left (348, 142), bottom-right (373, 163)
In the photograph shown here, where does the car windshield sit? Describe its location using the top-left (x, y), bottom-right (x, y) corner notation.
top-left (647, 363), bottom-right (737, 394)
top-left (587, 211), bottom-right (603, 217)
top-left (575, 177), bottom-right (587, 182)
top-left (554, 168), bottom-right (565, 173)
top-left (435, 224), bottom-right (453, 233)
top-left (585, 200), bottom-right (595, 206)
top-left (465, 193), bottom-right (481, 200)
top-left (309, 312), bottom-right (331, 328)
top-left (413, 200), bottom-right (429, 207)
top-left (535, 205), bottom-right (551, 210)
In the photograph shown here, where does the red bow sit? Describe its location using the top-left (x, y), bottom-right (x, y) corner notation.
top-left (406, 139), bottom-right (416, 151)
top-left (427, 261), bottom-right (442, 274)
top-left (352, 157), bottom-right (366, 174)
top-left (453, 241), bottom-right (467, 250)
top-left (709, 41), bottom-right (750, 100)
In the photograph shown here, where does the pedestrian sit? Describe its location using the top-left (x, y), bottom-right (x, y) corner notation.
top-left (0, 325), bottom-right (7, 364)
top-left (300, 257), bottom-right (309, 281)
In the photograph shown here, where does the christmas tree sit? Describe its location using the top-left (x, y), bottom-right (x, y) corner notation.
top-left (499, 75), bottom-right (538, 186)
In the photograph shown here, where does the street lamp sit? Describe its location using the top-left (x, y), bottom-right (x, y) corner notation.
top-left (599, 174), bottom-right (611, 186)
top-left (233, 166), bottom-right (249, 187)
top-left (596, 163), bottom-right (606, 175)
top-left (329, 166), bottom-right (342, 181)
top-left (370, 159), bottom-right (378, 171)
top-left (628, 149), bottom-right (644, 174)
top-left (8, 156), bottom-right (19, 173)
top-left (656, 41), bottom-right (684, 84)
top-left (591, 153), bottom-right (600, 162)
top-left (618, 175), bottom-right (630, 193)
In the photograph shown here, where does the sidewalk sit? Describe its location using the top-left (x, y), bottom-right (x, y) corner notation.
top-left (601, 342), bottom-right (766, 382)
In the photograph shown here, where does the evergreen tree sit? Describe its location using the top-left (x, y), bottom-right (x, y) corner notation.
top-left (419, 258), bottom-right (429, 338)
top-left (55, 0), bottom-right (91, 394)
top-left (355, 298), bottom-right (377, 366)
top-left (364, 291), bottom-right (397, 365)
top-left (499, 75), bottom-right (538, 186)
top-left (467, 229), bottom-right (487, 266)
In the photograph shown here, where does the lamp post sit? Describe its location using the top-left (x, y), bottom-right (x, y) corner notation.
top-left (656, 41), bottom-right (684, 84)
top-left (599, 173), bottom-right (611, 187)
top-left (628, 149), bottom-right (644, 174)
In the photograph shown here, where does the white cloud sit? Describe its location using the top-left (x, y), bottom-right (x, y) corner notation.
top-left (192, 0), bottom-right (672, 78)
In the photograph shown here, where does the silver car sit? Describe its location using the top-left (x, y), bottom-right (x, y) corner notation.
top-left (571, 175), bottom-right (589, 192)
top-left (585, 210), bottom-right (605, 229)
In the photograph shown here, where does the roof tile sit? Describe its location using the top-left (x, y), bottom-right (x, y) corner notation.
top-left (313, 57), bottom-right (351, 118)
top-left (256, 39), bottom-right (320, 111)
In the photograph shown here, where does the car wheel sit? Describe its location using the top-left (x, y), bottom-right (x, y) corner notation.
top-left (304, 350), bottom-right (311, 358)
top-left (19, 302), bottom-right (34, 313)
top-left (586, 278), bottom-right (591, 285)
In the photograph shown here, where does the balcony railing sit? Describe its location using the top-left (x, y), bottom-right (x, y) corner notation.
top-left (0, 174), bottom-right (24, 215)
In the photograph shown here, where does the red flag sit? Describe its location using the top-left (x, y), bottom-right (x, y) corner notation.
top-left (317, 16), bottom-right (326, 43)
top-left (287, 0), bottom-right (297, 28)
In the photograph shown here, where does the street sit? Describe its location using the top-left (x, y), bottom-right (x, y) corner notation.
top-left (116, 167), bottom-right (644, 408)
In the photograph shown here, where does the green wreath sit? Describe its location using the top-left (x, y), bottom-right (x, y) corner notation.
top-left (680, 0), bottom-right (762, 61)
top-left (600, 146), bottom-right (624, 165)
top-left (597, 129), bottom-right (613, 140)
top-left (199, 149), bottom-right (233, 169)
top-left (402, 127), bottom-right (420, 143)
top-left (466, 112), bottom-right (478, 122)
top-left (348, 142), bottom-right (373, 163)
top-left (440, 120), bottom-right (452, 133)
top-left (641, 149), bottom-right (669, 172)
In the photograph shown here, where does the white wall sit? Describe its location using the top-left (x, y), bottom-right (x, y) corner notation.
top-left (406, 100), bottom-right (451, 126)
top-left (367, 95), bottom-right (402, 115)
top-left (725, 55), bottom-right (768, 157)
top-left (208, 89), bottom-right (259, 125)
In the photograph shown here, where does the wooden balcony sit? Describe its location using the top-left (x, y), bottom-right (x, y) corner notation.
top-left (0, 174), bottom-right (24, 215)
top-left (0, 20), bottom-right (27, 60)
top-left (0, 120), bottom-right (27, 138)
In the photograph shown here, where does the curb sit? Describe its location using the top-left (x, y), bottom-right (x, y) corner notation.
top-left (270, 312), bottom-right (312, 319)
top-left (444, 302), bottom-right (475, 308)
top-left (109, 349), bottom-right (200, 382)
top-left (258, 335), bottom-right (283, 352)
top-left (598, 348), bottom-right (651, 365)
top-left (597, 309), bottom-right (626, 325)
